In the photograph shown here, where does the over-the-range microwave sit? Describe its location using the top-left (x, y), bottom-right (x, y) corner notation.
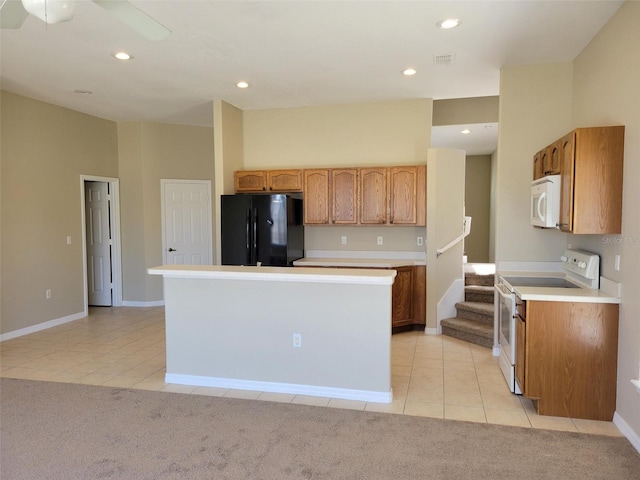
top-left (530, 174), bottom-right (560, 228)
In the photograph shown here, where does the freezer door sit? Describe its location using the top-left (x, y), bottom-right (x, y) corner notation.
top-left (221, 195), bottom-right (252, 265)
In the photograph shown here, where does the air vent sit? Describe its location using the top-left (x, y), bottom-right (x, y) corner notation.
top-left (433, 54), bottom-right (455, 66)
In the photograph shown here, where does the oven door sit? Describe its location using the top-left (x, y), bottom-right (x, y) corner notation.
top-left (496, 282), bottom-right (516, 364)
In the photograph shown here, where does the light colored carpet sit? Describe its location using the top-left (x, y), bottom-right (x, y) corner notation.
top-left (1, 378), bottom-right (639, 479)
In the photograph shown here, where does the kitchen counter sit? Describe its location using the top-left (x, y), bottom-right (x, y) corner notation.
top-left (293, 257), bottom-right (425, 268)
top-left (513, 286), bottom-right (621, 304)
top-left (148, 264), bottom-right (394, 403)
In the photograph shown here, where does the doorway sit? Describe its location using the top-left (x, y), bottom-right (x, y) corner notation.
top-left (80, 175), bottom-right (122, 311)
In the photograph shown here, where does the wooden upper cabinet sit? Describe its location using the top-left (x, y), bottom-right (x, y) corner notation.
top-left (558, 126), bottom-right (624, 234)
top-left (389, 165), bottom-right (425, 225)
top-left (303, 169), bottom-right (330, 225)
top-left (235, 169), bottom-right (302, 193)
top-left (235, 170), bottom-right (267, 192)
top-left (359, 168), bottom-right (388, 224)
top-left (331, 169), bottom-right (358, 224)
top-left (266, 169), bottom-right (303, 192)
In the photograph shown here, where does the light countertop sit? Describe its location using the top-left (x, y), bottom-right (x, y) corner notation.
top-left (293, 257), bottom-right (425, 268)
top-left (514, 285), bottom-right (621, 304)
top-left (148, 264), bottom-right (396, 285)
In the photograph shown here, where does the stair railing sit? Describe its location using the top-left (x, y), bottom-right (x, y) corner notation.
top-left (436, 216), bottom-right (472, 258)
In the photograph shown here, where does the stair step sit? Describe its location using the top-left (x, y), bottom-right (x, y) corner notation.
top-left (441, 317), bottom-right (493, 349)
top-left (464, 285), bottom-right (495, 304)
top-left (455, 301), bottom-right (494, 325)
top-left (464, 272), bottom-right (495, 287)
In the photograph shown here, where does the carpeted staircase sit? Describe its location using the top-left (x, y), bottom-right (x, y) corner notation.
top-left (441, 265), bottom-right (495, 349)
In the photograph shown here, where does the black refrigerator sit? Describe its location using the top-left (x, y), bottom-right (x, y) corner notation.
top-left (221, 194), bottom-right (304, 266)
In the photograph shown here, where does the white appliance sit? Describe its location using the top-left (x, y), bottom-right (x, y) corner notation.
top-left (494, 249), bottom-right (600, 393)
top-left (530, 175), bottom-right (561, 228)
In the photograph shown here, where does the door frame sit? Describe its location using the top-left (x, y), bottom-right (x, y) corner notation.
top-left (80, 175), bottom-right (123, 312)
top-left (160, 179), bottom-right (213, 265)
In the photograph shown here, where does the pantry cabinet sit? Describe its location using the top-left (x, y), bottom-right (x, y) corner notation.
top-left (235, 169), bottom-right (303, 193)
top-left (558, 126), bottom-right (624, 234)
top-left (516, 299), bottom-right (619, 421)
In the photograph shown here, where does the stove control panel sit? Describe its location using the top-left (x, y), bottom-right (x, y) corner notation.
top-left (561, 249), bottom-right (600, 281)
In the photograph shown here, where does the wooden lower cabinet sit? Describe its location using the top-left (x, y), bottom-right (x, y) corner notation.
top-left (391, 266), bottom-right (413, 328)
top-left (517, 300), bottom-right (619, 421)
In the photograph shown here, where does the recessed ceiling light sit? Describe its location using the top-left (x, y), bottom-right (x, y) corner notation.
top-left (437, 18), bottom-right (461, 30)
top-left (237, 81), bottom-right (249, 89)
top-left (403, 68), bottom-right (417, 76)
top-left (460, 129), bottom-right (471, 135)
top-left (113, 52), bottom-right (132, 60)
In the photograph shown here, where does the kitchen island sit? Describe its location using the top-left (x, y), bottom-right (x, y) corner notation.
top-left (148, 265), bottom-right (396, 403)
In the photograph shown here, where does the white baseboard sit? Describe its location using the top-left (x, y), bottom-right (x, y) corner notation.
top-left (122, 300), bottom-right (165, 307)
top-left (424, 328), bottom-right (439, 336)
top-left (436, 278), bottom-right (464, 332)
top-left (0, 311), bottom-right (86, 342)
top-left (613, 412), bottom-right (640, 454)
top-left (165, 373), bottom-right (393, 404)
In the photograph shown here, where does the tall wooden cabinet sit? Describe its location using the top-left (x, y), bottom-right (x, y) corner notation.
top-left (558, 126), bottom-right (624, 234)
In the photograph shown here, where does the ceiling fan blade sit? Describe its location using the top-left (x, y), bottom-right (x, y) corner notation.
top-left (93, 0), bottom-right (170, 41)
top-left (0, 0), bottom-right (29, 29)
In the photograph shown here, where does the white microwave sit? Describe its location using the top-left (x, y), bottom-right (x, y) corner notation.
top-left (530, 175), bottom-right (561, 228)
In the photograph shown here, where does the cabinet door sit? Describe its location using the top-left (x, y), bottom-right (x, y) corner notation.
top-left (331, 169), bottom-right (358, 224)
top-left (360, 168), bottom-right (387, 224)
top-left (533, 150), bottom-right (544, 180)
top-left (558, 132), bottom-right (576, 232)
top-left (515, 308), bottom-right (526, 395)
top-left (389, 166), bottom-right (417, 225)
top-left (412, 265), bottom-right (426, 325)
top-left (545, 141), bottom-right (561, 175)
top-left (391, 266), bottom-right (413, 327)
top-left (235, 171), bottom-right (267, 192)
top-left (267, 169), bottom-right (303, 192)
top-left (303, 169), bottom-right (330, 224)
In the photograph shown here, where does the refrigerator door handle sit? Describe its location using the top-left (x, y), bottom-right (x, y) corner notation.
top-left (245, 208), bottom-right (251, 265)
top-left (252, 207), bottom-right (258, 265)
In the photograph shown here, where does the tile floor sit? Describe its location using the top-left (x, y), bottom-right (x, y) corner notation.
top-left (0, 306), bottom-right (621, 436)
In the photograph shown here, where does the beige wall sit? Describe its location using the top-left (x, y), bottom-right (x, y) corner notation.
top-left (566, 0), bottom-right (640, 438)
top-left (242, 99), bottom-right (432, 253)
top-left (426, 149), bottom-right (466, 330)
top-left (432, 96), bottom-right (499, 126)
top-left (495, 63), bottom-right (572, 263)
top-left (465, 155), bottom-right (492, 263)
top-left (0, 92), bottom-right (119, 334)
top-left (118, 121), bottom-right (215, 303)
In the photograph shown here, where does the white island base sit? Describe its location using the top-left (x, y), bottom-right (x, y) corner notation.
top-left (148, 265), bottom-right (396, 403)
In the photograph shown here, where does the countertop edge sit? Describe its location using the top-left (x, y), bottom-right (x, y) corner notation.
top-left (148, 265), bottom-right (396, 286)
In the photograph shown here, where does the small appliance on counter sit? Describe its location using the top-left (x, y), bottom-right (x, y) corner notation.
top-left (494, 249), bottom-right (600, 393)
top-left (221, 194), bottom-right (304, 267)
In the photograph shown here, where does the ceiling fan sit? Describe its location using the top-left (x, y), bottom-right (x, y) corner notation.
top-left (0, 0), bottom-right (171, 41)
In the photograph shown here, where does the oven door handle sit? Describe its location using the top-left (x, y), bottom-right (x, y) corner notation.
top-left (495, 283), bottom-right (513, 300)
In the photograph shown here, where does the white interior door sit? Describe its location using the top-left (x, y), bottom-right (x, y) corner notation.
top-left (162, 180), bottom-right (212, 265)
top-left (85, 181), bottom-right (112, 306)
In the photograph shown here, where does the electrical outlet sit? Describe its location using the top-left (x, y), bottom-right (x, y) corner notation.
top-left (377, 236), bottom-right (383, 246)
top-left (417, 236), bottom-right (423, 246)
top-left (341, 236), bottom-right (347, 245)
top-left (45, 289), bottom-right (52, 299)
top-left (615, 254), bottom-right (621, 271)
top-left (66, 236), bottom-right (72, 245)
top-left (292, 333), bottom-right (302, 348)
